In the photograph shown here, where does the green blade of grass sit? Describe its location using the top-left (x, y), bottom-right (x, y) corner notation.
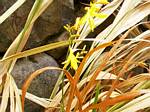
top-left (92, 83), bottom-right (101, 112)
top-left (1, 40), bottom-right (70, 63)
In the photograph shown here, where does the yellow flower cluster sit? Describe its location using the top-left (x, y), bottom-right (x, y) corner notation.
top-left (63, 0), bottom-right (109, 70)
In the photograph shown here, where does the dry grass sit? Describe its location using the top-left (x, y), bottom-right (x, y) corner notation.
top-left (0, 0), bottom-right (150, 112)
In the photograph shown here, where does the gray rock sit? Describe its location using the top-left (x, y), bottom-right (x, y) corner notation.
top-left (0, 0), bottom-right (74, 52)
top-left (11, 53), bottom-right (60, 112)
top-left (62, 0), bottom-right (75, 25)
top-left (46, 31), bottom-right (69, 59)
top-left (34, 0), bottom-right (62, 40)
top-left (63, 0), bottom-right (74, 9)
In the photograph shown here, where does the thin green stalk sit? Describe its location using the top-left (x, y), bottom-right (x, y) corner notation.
top-left (61, 74), bottom-right (65, 112)
top-left (14, 0), bottom-right (42, 52)
top-left (92, 83), bottom-right (100, 112)
top-left (107, 102), bottom-right (126, 112)
top-left (138, 81), bottom-right (150, 89)
top-left (50, 42), bottom-right (71, 99)
top-left (3, 0), bottom-right (43, 74)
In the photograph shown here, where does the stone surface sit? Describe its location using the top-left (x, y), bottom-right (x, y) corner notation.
top-left (34, 0), bottom-right (62, 40)
top-left (0, 0), bottom-right (33, 48)
top-left (0, 0), bottom-right (74, 52)
top-left (11, 53), bottom-right (60, 112)
top-left (63, 0), bottom-right (74, 9)
top-left (62, 0), bottom-right (74, 25)
top-left (46, 31), bottom-right (69, 60)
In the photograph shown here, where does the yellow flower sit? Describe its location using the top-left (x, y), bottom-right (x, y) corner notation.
top-left (96, 0), bottom-right (109, 4)
top-left (73, 17), bottom-right (81, 30)
top-left (62, 47), bottom-right (80, 70)
top-left (79, 2), bottom-right (108, 32)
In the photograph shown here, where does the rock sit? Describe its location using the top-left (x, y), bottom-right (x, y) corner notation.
top-left (34, 0), bottom-right (62, 40)
top-left (0, 0), bottom-right (74, 52)
top-left (62, 0), bottom-right (75, 25)
top-left (0, 32), bottom-right (11, 52)
top-left (63, 0), bottom-right (74, 9)
top-left (11, 53), bottom-right (60, 112)
top-left (46, 31), bottom-right (69, 60)
top-left (0, 0), bottom-right (39, 52)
